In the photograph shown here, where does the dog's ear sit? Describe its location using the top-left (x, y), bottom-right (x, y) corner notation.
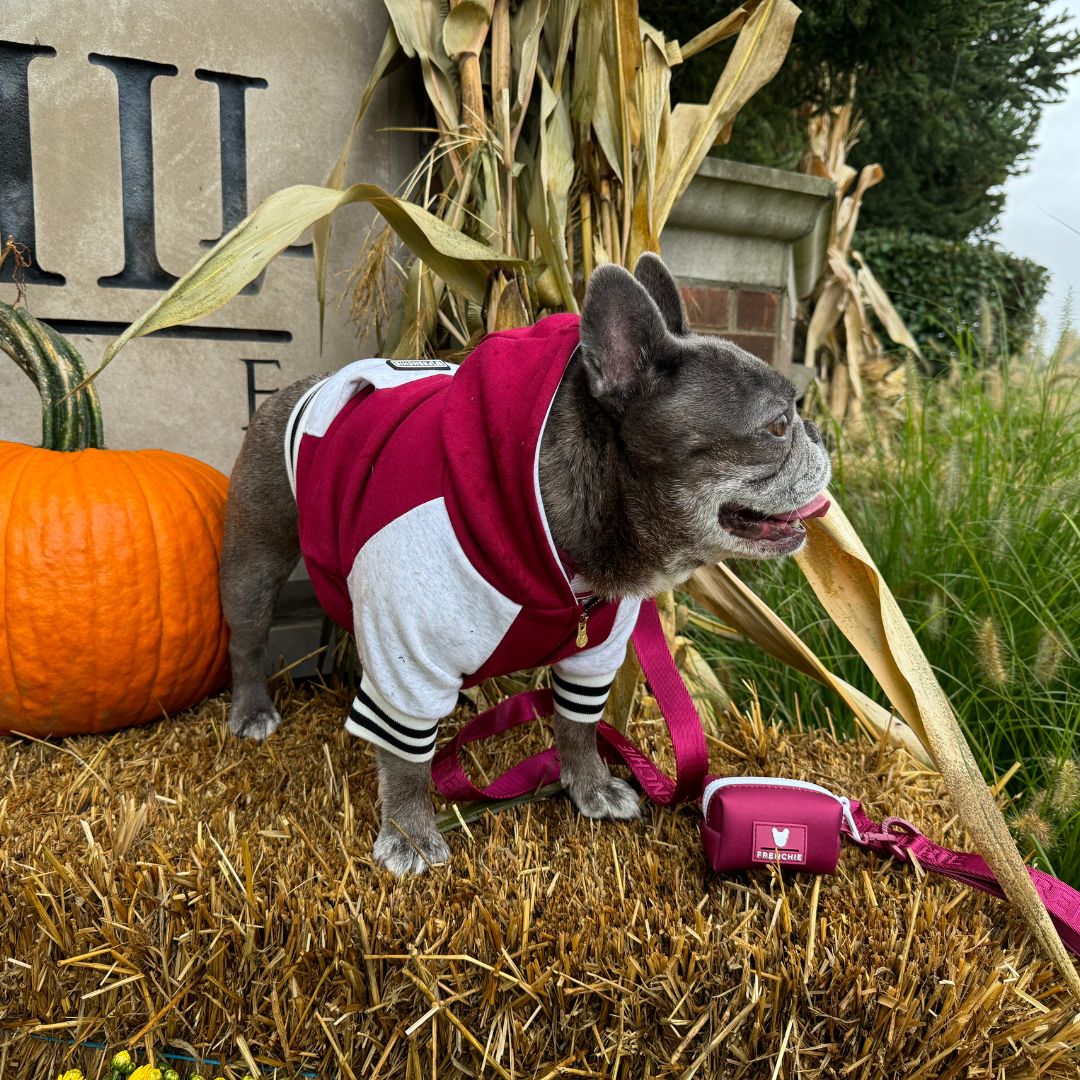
top-left (633, 253), bottom-right (688, 336)
top-left (579, 264), bottom-right (673, 402)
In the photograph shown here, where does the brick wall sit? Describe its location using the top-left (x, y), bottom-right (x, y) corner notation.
top-left (680, 282), bottom-right (794, 372)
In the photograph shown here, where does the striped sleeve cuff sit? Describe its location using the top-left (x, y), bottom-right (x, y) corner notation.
top-left (344, 674), bottom-right (440, 762)
top-left (550, 669), bottom-right (614, 723)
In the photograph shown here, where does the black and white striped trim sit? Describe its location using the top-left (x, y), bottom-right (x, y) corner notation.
top-left (551, 670), bottom-right (614, 723)
top-left (284, 377), bottom-right (329, 498)
top-left (344, 675), bottom-right (439, 762)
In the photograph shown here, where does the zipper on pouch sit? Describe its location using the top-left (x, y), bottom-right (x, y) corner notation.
top-left (701, 775), bottom-right (862, 842)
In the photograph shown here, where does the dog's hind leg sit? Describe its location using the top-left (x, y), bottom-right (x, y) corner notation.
top-left (220, 376), bottom-right (323, 741)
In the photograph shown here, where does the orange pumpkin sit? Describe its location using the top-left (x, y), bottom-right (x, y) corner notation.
top-left (0, 300), bottom-right (230, 735)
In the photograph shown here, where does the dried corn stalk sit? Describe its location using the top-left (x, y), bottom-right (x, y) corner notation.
top-left (353, 0), bottom-right (801, 349)
top-left (799, 102), bottom-right (921, 426)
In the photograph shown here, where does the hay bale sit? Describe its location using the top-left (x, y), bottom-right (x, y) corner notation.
top-left (1, 684), bottom-right (1078, 1079)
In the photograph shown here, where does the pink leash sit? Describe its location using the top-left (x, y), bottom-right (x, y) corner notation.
top-left (846, 804), bottom-right (1080, 957)
top-left (432, 598), bottom-right (1080, 959)
top-left (432, 599), bottom-right (708, 804)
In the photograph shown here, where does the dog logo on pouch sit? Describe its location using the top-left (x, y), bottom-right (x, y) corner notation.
top-left (752, 822), bottom-right (807, 865)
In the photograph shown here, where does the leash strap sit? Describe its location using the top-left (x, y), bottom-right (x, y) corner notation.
top-left (431, 598), bottom-right (708, 806)
top-left (846, 802), bottom-right (1080, 958)
top-left (430, 598), bottom-right (1080, 960)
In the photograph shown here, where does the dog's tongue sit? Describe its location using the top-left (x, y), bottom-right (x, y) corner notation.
top-left (768, 493), bottom-right (831, 523)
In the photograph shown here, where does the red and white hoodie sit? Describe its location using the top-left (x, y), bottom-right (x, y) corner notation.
top-left (285, 314), bottom-right (640, 762)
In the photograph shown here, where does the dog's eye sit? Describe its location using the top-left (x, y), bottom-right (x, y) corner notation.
top-left (766, 416), bottom-right (788, 438)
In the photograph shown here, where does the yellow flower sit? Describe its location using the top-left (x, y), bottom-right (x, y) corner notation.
top-left (57, 1071), bottom-right (85, 1080)
top-left (128, 1067), bottom-right (161, 1080)
top-left (110, 1051), bottom-right (134, 1077)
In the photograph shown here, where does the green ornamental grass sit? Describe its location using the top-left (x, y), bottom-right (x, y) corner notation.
top-left (690, 323), bottom-right (1080, 886)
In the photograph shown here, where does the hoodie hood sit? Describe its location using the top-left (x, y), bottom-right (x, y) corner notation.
top-left (442, 313), bottom-right (582, 610)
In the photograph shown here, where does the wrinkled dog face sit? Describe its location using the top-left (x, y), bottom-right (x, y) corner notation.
top-left (631, 334), bottom-right (831, 568)
top-left (579, 256), bottom-right (832, 587)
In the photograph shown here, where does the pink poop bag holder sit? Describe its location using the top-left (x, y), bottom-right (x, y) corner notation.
top-left (433, 598), bottom-right (1080, 960)
top-left (700, 776), bottom-right (854, 875)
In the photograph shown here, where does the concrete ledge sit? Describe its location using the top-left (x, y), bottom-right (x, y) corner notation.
top-left (666, 158), bottom-right (833, 243)
top-left (661, 158), bottom-right (834, 296)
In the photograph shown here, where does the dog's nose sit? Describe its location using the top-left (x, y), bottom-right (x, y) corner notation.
top-left (803, 419), bottom-right (824, 446)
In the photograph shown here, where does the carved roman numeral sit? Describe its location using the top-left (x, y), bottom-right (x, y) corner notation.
top-left (2, 41), bottom-right (306, 332)
top-left (196, 68), bottom-right (311, 297)
top-left (89, 52), bottom-right (180, 291)
top-left (0, 41), bottom-right (64, 285)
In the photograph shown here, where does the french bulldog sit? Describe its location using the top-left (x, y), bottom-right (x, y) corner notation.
top-left (219, 254), bottom-right (831, 875)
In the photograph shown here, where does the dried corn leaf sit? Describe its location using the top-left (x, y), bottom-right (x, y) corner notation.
top-left (592, 51), bottom-right (624, 182)
top-left (686, 564), bottom-right (931, 766)
top-left (654, 0), bottom-right (798, 233)
top-left (842, 303), bottom-right (866, 402)
top-left (313, 23), bottom-right (400, 348)
top-left (679, 1), bottom-right (758, 61)
top-left (570, 0), bottom-right (603, 124)
top-left (675, 636), bottom-right (732, 720)
top-left (386, 0), bottom-right (459, 136)
top-left (528, 181), bottom-right (577, 313)
top-left (538, 71), bottom-right (575, 224)
top-left (613, 0), bottom-right (643, 106)
top-left (796, 502), bottom-right (1080, 999)
top-left (612, 0), bottom-right (643, 161)
top-left (422, 57), bottom-right (462, 137)
top-left (546, 0), bottom-right (581, 95)
top-left (392, 261), bottom-right (438, 358)
top-left (486, 271), bottom-right (530, 332)
top-left (629, 34), bottom-right (672, 261)
top-left (803, 278), bottom-right (845, 367)
top-left (94, 183), bottom-right (522, 379)
top-left (521, 72), bottom-right (577, 311)
top-left (511, 0), bottom-right (551, 119)
top-left (476, 147), bottom-right (502, 243)
top-left (490, 0), bottom-right (511, 105)
top-left (835, 163), bottom-right (883, 255)
top-left (854, 252), bottom-right (922, 359)
top-left (443, 0), bottom-right (493, 58)
top-left (638, 35), bottom-right (670, 208)
top-left (385, 0), bottom-right (453, 70)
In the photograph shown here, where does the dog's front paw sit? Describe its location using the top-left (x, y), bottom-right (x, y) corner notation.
top-left (565, 773), bottom-right (642, 821)
top-left (228, 701), bottom-right (281, 742)
top-left (373, 825), bottom-right (451, 876)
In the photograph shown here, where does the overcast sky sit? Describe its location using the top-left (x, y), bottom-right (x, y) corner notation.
top-left (996, 0), bottom-right (1080, 334)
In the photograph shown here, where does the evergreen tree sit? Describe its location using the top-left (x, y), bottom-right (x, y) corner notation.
top-left (643, 0), bottom-right (1080, 239)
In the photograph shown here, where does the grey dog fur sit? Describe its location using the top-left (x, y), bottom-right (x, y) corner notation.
top-left (219, 253), bottom-right (830, 876)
